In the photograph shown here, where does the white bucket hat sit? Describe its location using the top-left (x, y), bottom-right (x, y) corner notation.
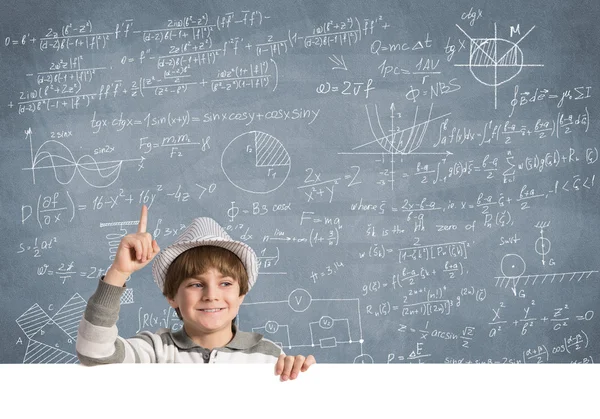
top-left (151, 217), bottom-right (259, 292)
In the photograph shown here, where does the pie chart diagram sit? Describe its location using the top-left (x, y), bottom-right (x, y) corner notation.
top-left (221, 130), bottom-right (291, 194)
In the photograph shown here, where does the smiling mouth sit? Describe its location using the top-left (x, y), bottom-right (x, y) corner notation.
top-left (198, 308), bottom-right (225, 313)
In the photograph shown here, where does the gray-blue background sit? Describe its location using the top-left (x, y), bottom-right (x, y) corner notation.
top-left (1, 0), bottom-right (598, 363)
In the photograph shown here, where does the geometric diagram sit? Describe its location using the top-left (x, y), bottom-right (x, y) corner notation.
top-left (23, 127), bottom-right (145, 188)
top-left (120, 288), bottom-right (134, 305)
top-left (15, 293), bottom-right (87, 363)
top-left (338, 103), bottom-right (451, 190)
top-left (239, 288), bottom-right (373, 363)
top-left (454, 23), bottom-right (543, 109)
top-left (360, 103), bottom-right (451, 156)
top-left (494, 253), bottom-right (598, 291)
top-left (500, 253), bottom-right (526, 278)
top-left (534, 221), bottom-right (551, 265)
top-left (221, 130), bottom-right (291, 194)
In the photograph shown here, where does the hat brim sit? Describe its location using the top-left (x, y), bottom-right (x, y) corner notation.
top-left (152, 237), bottom-right (258, 291)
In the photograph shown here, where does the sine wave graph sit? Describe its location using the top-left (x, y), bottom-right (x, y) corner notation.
top-left (24, 128), bottom-right (144, 188)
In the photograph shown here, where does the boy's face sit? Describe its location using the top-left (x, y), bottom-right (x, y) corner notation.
top-left (167, 268), bottom-right (245, 339)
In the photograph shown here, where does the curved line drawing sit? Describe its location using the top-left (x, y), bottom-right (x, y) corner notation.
top-left (338, 103), bottom-right (452, 192)
top-left (361, 103), bottom-right (451, 155)
top-left (32, 140), bottom-right (123, 187)
top-left (23, 128), bottom-right (144, 188)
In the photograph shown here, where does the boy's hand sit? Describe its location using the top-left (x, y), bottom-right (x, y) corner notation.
top-left (275, 354), bottom-right (316, 381)
top-left (105, 205), bottom-right (160, 286)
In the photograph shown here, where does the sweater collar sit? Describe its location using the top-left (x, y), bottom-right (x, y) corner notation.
top-left (170, 323), bottom-right (263, 350)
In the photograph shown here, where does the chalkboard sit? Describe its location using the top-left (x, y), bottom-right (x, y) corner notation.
top-left (1, 0), bottom-right (598, 364)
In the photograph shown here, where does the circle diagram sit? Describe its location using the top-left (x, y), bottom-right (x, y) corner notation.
top-left (353, 354), bottom-right (374, 364)
top-left (264, 320), bottom-right (279, 334)
top-left (318, 316), bottom-right (335, 329)
top-left (469, 38), bottom-right (524, 87)
top-left (221, 130), bottom-right (291, 194)
top-left (287, 288), bottom-right (312, 312)
top-left (500, 253), bottom-right (526, 277)
top-left (535, 237), bottom-right (551, 257)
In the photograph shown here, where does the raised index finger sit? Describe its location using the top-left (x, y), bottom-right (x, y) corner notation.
top-left (137, 205), bottom-right (148, 233)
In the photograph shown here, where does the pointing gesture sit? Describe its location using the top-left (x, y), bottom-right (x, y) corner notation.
top-left (137, 204), bottom-right (148, 234)
top-left (104, 205), bottom-right (160, 287)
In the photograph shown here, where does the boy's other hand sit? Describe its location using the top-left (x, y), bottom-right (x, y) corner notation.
top-left (107, 205), bottom-right (160, 284)
top-left (275, 354), bottom-right (316, 381)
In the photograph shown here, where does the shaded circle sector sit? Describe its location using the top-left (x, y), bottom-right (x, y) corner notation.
top-left (221, 130), bottom-right (290, 194)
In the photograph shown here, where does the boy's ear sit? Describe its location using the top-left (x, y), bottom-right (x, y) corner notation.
top-left (167, 296), bottom-right (178, 309)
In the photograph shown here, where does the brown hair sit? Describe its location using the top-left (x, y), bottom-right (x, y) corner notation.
top-left (163, 246), bottom-right (249, 321)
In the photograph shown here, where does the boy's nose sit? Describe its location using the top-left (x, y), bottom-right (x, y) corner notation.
top-left (202, 287), bottom-right (219, 300)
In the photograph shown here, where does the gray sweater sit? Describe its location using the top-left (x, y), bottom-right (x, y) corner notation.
top-left (76, 279), bottom-right (284, 364)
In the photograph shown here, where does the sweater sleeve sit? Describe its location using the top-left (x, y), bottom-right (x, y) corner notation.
top-left (76, 278), bottom-right (161, 365)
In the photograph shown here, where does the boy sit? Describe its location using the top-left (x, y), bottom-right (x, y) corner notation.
top-left (76, 205), bottom-right (315, 381)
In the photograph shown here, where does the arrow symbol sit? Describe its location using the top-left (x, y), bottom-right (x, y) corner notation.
top-left (510, 277), bottom-right (519, 296)
top-left (408, 150), bottom-right (454, 157)
top-left (328, 54), bottom-right (347, 70)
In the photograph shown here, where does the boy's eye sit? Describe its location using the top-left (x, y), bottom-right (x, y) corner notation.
top-left (221, 282), bottom-right (232, 287)
top-left (190, 283), bottom-right (203, 288)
